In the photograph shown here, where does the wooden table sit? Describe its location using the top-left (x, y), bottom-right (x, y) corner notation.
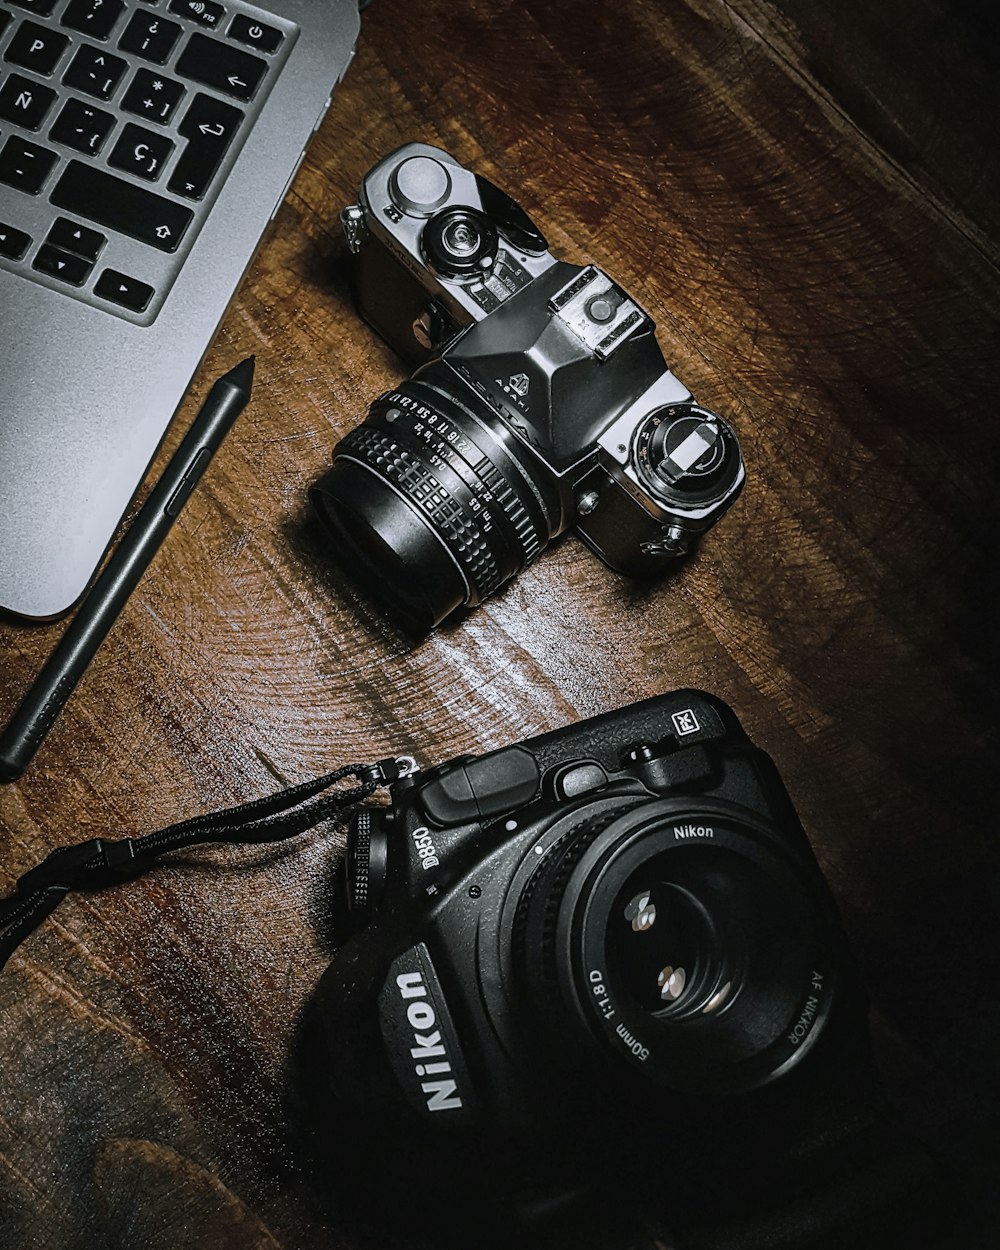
top-left (1, 1), bottom-right (997, 1246)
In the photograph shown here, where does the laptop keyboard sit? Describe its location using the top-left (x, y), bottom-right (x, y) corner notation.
top-left (0, 0), bottom-right (298, 323)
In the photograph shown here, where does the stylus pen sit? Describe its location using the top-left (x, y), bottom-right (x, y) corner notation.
top-left (0, 356), bottom-right (256, 783)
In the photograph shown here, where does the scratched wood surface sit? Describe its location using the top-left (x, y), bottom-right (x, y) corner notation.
top-left (1, 0), bottom-right (998, 1246)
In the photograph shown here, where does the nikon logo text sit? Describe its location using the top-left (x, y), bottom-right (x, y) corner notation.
top-left (673, 824), bottom-right (714, 839)
top-left (396, 971), bottom-right (464, 1112)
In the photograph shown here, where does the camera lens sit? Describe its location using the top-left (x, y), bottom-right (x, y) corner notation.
top-left (311, 368), bottom-right (559, 630)
top-left (611, 877), bottom-right (727, 1018)
top-left (511, 799), bottom-right (842, 1095)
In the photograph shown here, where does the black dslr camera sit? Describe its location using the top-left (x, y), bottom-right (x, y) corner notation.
top-left (312, 693), bottom-right (947, 1248)
top-left (311, 144), bottom-right (745, 630)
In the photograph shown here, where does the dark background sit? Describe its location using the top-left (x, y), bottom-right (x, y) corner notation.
top-left (1, 1), bottom-right (998, 1247)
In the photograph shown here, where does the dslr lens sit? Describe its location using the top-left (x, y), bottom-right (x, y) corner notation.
top-left (511, 799), bottom-right (842, 1096)
top-left (611, 878), bottom-right (727, 1018)
top-left (311, 368), bottom-right (559, 630)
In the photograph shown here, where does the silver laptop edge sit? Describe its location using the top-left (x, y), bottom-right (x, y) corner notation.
top-left (0, 0), bottom-right (359, 619)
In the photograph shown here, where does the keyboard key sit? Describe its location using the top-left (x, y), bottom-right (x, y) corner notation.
top-left (0, 136), bottom-right (58, 193)
top-left (50, 160), bottom-right (193, 251)
top-left (63, 44), bottom-right (128, 99)
top-left (5, 20), bottom-right (70, 74)
top-left (168, 90), bottom-right (241, 200)
top-left (228, 15), bottom-right (283, 55)
top-left (175, 32), bottom-right (266, 102)
top-left (168, 0), bottom-right (224, 29)
top-left (109, 121), bottom-right (173, 180)
top-left (33, 242), bottom-right (93, 284)
top-left (50, 97), bottom-right (115, 154)
top-left (0, 73), bottom-right (57, 129)
top-left (48, 216), bottom-right (105, 258)
top-left (8, 1), bottom-right (58, 15)
top-left (0, 13), bottom-right (12, 40)
top-left (0, 223), bottom-right (32, 259)
top-left (61, 0), bottom-right (127, 42)
top-left (121, 67), bottom-right (184, 124)
top-left (118, 12), bottom-right (182, 63)
top-left (95, 268), bottom-right (154, 312)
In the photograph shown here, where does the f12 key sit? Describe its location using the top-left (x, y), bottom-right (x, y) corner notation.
top-left (168, 0), bottom-right (225, 28)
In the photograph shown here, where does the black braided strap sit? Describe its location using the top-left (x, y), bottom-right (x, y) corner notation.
top-left (0, 757), bottom-right (405, 972)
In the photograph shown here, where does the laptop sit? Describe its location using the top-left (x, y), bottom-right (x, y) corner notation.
top-left (0, 0), bottom-right (360, 619)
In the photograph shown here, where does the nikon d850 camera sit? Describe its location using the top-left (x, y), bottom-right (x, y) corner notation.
top-left (311, 145), bottom-right (745, 630)
top-left (311, 693), bottom-right (948, 1247)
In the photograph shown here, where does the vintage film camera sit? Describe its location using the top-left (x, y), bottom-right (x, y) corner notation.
top-left (311, 144), bottom-right (745, 630)
top-left (311, 692), bottom-right (948, 1247)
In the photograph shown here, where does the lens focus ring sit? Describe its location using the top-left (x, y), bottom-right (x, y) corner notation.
top-left (313, 370), bottom-right (560, 629)
top-left (513, 806), bottom-right (638, 1016)
top-left (385, 384), bottom-right (547, 565)
top-left (339, 424), bottom-right (505, 601)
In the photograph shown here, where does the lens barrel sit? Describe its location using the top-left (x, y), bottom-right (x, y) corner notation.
top-left (311, 368), bottom-right (558, 630)
top-left (511, 798), bottom-right (843, 1096)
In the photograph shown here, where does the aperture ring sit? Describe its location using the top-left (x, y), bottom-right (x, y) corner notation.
top-left (375, 388), bottom-right (547, 568)
top-left (472, 456), bottom-right (542, 563)
top-left (338, 425), bottom-right (504, 602)
top-left (413, 374), bottom-right (557, 560)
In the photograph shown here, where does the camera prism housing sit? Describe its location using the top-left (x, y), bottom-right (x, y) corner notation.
top-left (311, 144), bottom-right (745, 629)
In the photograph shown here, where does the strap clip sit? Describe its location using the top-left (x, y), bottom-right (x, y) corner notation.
top-left (355, 755), bottom-right (418, 787)
top-left (15, 837), bottom-right (147, 896)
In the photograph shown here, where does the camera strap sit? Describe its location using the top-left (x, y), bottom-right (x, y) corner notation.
top-left (0, 756), bottom-right (408, 973)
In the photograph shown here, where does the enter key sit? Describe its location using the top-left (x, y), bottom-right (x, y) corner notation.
top-left (168, 92), bottom-right (244, 201)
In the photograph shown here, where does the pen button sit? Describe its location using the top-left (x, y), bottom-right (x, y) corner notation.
top-left (165, 447), bottom-right (212, 517)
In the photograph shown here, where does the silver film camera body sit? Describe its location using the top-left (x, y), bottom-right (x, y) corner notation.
top-left (311, 144), bottom-right (745, 630)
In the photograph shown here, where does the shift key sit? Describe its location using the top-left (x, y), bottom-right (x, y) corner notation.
top-left (50, 160), bottom-right (193, 252)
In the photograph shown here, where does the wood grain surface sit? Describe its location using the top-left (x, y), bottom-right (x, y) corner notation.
top-left (2, 1), bottom-right (998, 1246)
